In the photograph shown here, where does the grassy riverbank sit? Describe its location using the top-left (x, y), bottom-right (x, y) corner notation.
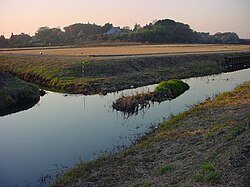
top-left (52, 81), bottom-right (250, 186)
top-left (0, 71), bottom-right (40, 116)
top-left (0, 51), bottom-right (249, 94)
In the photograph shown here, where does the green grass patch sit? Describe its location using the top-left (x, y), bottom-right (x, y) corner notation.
top-left (154, 79), bottom-right (190, 98)
top-left (194, 162), bottom-right (220, 183)
top-left (204, 132), bottom-right (216, 139)
top-left (229, 123), bottom-right (248, 137)
top-left (159, 164), bottom-right (174, 174)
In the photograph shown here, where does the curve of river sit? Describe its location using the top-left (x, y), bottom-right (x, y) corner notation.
top-left (0, 68), bottom-right (250, 187)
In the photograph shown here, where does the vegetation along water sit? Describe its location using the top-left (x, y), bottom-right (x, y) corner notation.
top-left (0, 68), bottom-right (249, 187)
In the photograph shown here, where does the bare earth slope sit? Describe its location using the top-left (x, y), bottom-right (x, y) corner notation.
top-left (52, 81), bottom-right (250, 187)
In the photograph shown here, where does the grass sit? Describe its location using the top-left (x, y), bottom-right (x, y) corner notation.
top-left (159, 164), bottom-right (175, 174)
top-left (0, 71), bottom-right (40, 115)
top-left (194, 162), bottom-right (220, 183)
top-left (154, 79), bottom-right (189, 98)
top-left (51, 81), bottom-right (250, 186)
top-left (0, 55), bottom-right (103, 94)
top-left (227, 123), bottom-right (248, 139)
top-left (113, 80), bottom-right (189, 114)
top-left (1, 51), bottom-right (247, 94)
top-left (200, 81), bottom-right (250, 108)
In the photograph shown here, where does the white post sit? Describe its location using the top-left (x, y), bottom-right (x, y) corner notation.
top-left (82, 62), bottom-right (85, 78)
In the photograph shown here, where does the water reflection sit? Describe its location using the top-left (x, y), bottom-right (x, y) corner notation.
top-left (0, 68), bottom-right (249, 187)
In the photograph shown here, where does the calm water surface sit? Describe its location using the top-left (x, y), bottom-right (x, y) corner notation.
top-left (0, 68), bottom-right (249, 187)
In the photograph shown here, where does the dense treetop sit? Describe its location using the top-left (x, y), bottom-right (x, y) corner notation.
top-left (0, 19), bottom-right (248, 48)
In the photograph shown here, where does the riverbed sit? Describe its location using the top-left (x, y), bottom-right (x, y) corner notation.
top-left (0, 68), bottom-right (249, 187)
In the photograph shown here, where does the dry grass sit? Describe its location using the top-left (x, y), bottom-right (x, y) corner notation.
top-left (52, 81), bottom-right (250, 187)
top-left (1, 44), bottom-right (250, 56)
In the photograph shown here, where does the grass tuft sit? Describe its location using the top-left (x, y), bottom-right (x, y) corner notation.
top-left (159, 164), bottom-right (174, 174)
top-left (194, 162), bottom-right (220, 183)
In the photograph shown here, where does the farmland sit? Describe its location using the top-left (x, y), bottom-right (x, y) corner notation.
top-left (1, 44), bottom-right (250, 57)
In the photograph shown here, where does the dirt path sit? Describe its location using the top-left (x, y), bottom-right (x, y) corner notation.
top-left (52, 81), bottom-right (250, 187)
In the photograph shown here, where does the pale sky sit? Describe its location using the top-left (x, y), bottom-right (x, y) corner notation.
top-left (0, 0), bottom-right (250, 38)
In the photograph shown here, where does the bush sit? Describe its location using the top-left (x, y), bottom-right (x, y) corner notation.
top-left (154, 79), bottom-right (189, 98)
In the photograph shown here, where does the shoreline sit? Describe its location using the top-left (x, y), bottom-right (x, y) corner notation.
top-left (52, 81), bottom-right (250, 187)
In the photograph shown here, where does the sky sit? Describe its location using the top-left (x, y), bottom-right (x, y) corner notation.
top-left (0, 0), bottom-right (250, 39)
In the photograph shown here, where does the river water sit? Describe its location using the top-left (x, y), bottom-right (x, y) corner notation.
top-left (0, 68), bottom-right (249, 187)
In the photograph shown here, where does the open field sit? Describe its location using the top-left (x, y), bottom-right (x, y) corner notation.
top-left (1, 44), bottom-right (250, 57)
top-left (52, 81), bottom-right (250, 187)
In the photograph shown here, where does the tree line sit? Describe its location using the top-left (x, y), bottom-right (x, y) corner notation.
top-left (0, 19), bottom-right (249, 48)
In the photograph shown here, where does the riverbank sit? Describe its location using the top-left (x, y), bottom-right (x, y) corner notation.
top-left (0, 71), bottom-right (40, 116)
top-left (52, 81), bottom-right (250, 187)
top-left (0, 51), bottom-right (250, 94)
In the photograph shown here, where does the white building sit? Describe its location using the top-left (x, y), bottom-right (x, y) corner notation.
top-left (105, 27), bottom-right (122, 35)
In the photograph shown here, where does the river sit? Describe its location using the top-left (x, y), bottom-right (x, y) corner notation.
top-left (0, 68), bottom-right (249, 187)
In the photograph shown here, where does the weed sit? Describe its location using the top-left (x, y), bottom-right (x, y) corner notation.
top-left (204, 132), bottom-right (215, 139)
top-left (194, 162), bottom-right (220, 183)
top-left (229, 124), bottom-right (248, 136)
top-left (159, 164), bottom-right (174, 174)
top-left (142, 181), bottom-right (154, 187)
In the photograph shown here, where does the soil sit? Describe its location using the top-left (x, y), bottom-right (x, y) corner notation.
top-left (1, 44), bottom-right (250, 56)
top-left (52, 81), bottom-right (250, 187)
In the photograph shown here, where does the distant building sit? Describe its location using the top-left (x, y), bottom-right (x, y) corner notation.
top-left (104, 27), bottom-right (122, 35)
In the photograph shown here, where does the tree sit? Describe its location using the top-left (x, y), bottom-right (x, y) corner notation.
top-left (9, 33), bottom-right (32, 47)
top-left (0, 35), bottom-right (9, 47)
top-left (35, 27), bottom-right (64, 45)
top-left (35, 27), bottom-right (51, 45)
top-left (212, 32), bottom-right (240, 44)
top-left (101, 23), bottom-right (113, 33)
top-left (133, 23), bottom-right (141, 32)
